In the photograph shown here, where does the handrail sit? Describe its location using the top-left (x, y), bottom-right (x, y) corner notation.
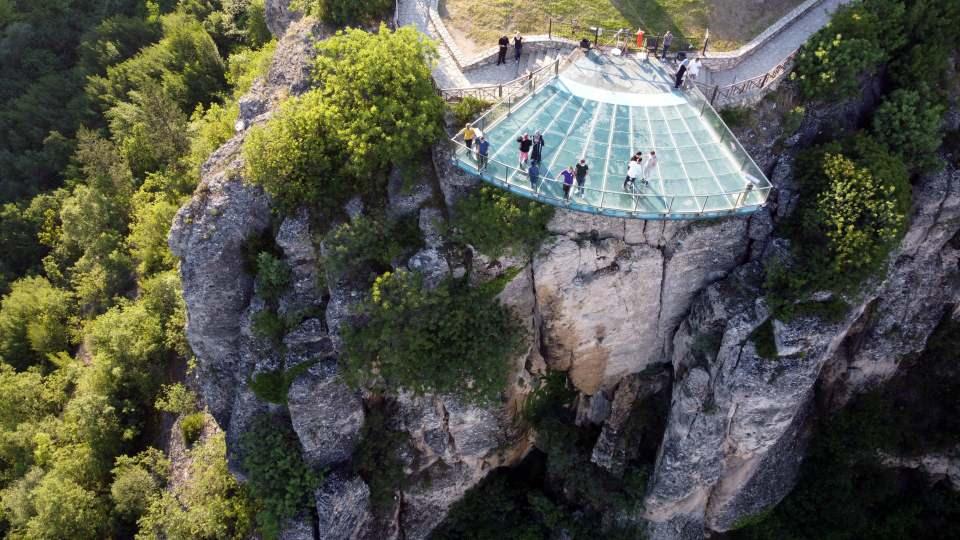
top-left (696, 48), bottom-right (799, 106)
top-left (450, 135), bottom-right (768, 217)
top-left (439, 46), bottom-right (582, 102)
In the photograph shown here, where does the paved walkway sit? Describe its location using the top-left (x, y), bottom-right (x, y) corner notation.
top-left (705, 0), bottom-right (853, 86)
top-left (401, 0), bottom-right (852, 93)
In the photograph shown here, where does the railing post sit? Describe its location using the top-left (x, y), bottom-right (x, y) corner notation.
top-left (555, 58), bottom-right (559, 75)
top-left (760, 73), bottom-right (769, 89)
top-left (594, 27), bottom-right (600, 46)
top-left (549, 18), bottom-right (553, 39)
top-left (498, 85), bottom-right (502, 98)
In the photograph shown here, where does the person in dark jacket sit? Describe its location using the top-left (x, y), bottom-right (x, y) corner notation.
top-left (574, 159), bottom-right (589, 196)
top-left (477, 136), bottom-right (490, 171)
top-left (674, 57), bottom-right (689, 89)
top-left (661, 30), bottom-right (673, 60)
top-left (531, 131), bottom-right (545, 165)
top-left (514, 32), bottom-right (523, 63)
top-left (517, 133), bottom-right (533, 167)
top-left (528, 162), bottom-right (540, 189)
top-left (497, 34), bottom-right (509, 65)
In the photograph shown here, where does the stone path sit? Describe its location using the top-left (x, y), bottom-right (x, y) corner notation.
top-left (705, 0), bottom-right (853, 86)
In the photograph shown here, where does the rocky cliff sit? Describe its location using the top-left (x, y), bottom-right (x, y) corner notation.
top-left (170, 5), bottom-right (960, 539)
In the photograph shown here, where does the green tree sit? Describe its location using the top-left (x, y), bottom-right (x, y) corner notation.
top-left (110, 448), bottom-right (170, 524)
top-left (291, 0), bottom-right (393, 25)
top-left (22, 474), bottom-right (108, 539)
top-left (343, 270), bottom-right (523, 403)
top-left (872, 89), bottom-right (945, 173)
top-left (0, 276), bottom-right (75, 370)
top-left (136, 433), bottom-right (254, 540)
top-left (451, 185), bottom-right (554, 259)
top-left (240, 414), bottom-right (320, 539)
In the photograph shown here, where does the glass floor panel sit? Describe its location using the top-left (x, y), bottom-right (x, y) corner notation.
top-left (454, 66), bottom-right (772, 219)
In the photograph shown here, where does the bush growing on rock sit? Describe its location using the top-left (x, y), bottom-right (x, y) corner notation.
top-left (323, 214), bottom-right (423, 281)
top-left (451, 185), bottom-right (554, 259)
top-left (342, 270), bottom-right (524, 403)
top-left (245, 25), bottom-right (443, 215)
top-left (872, 89), bottom-right (945, 173)
top-left (291, 0), bottom-right (393, 25)
top-left (791, 0), bottom-right (904, 100)
top-left (240, 414), bottom-right (321, 539)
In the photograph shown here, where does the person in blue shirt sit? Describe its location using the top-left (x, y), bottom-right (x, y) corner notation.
top-left (559, 166), bottom-right (575, 201)
top-left (528, 162), bottom-right (540, 189)
top-left (476, 137), bottom-right (490, 172)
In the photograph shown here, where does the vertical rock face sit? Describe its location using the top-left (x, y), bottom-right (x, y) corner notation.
top-left (533, 210), bottom-right (749, 394)
top-left (643, 162), bottom-right (960, 538)
top-left (264, 0), bottom-right (303, 37)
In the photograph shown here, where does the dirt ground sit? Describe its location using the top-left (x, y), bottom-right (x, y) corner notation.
top-left (439, 0), bottom-right (804, 55)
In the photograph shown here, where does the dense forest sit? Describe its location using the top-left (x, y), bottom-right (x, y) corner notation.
top-left (0, 0), bottom-right (273, 537)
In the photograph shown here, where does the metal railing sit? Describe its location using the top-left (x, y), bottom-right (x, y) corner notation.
top-left (697, 48), bottom-right (799, 106)
top-left (447, 58), bottom-right (772, 219)
top-left (439, 47), bottom-right (582, 102)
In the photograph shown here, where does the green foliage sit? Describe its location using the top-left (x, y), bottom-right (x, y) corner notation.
top-left (719, 106), bottom-right (754, 128)
top-left (451, 185), bottom-right (555, 258)
top-left (129, 196), bottom-right (181, 276)
top-left (180, 412), bottom-right (207, 446)
top-left (323, 214), bottom-right (424, 281)
top-left (21, 473), bottom-right (109, 539)
top-left (343, 270), bottom-right (524, 403)
top-left (244, 25), bottom-right (444, 215)
top-left (791, 0), bottom-right (904, 100)
top-left (782, 106), bottom-right (805, 136)
top-left (255, 252), bottom-right (291, 302)
top-left (291, 0), bottom-right (393, 25)
top-left (154, 383), bottom-right (198, 415)
top-left (0, 193), bottom-right (63, 292)
top-left (226, 39), bottom-right (278, 95)
top-left (0, 276), bottom-right (75, 370)
top-left (251, 309), bottom-right (287, 345)
top-left (136, 432), bottom-right (254, 540)
top-left (872, 89), bottom-right (945, 173)
top-left (750, 319), bottom-right (777, 360)
top-left (352, 400), bottom-right (409, 511)
top-left (240, 414), bottom-right (321, 539)
top-left (110, 448), bottom-right (170, 524)
top-left (450, 96), bottom-right (491, 126)
top-left (765, 135), bottom-right (910, 317)
top-left (247, 360), bottom-right (319, 404)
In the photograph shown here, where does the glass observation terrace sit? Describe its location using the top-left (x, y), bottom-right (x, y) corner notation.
top-left (451, 53), bottom-right (772, 220)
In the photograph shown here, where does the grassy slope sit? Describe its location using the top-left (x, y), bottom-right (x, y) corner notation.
top-left (440, 0), bottom-right (804, 51)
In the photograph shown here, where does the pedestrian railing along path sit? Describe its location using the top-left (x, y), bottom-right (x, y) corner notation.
top-left (696, 48), bottom-right (799, 107)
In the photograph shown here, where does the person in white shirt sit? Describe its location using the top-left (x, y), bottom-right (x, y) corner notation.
top-left (643, 150), bottom-right (658, 182)
top-left (624, 157), bottom-right (644, 190)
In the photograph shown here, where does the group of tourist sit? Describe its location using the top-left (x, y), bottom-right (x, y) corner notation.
top-left (497, 32), bottom-right (524, 65)
top-left (463, 124), bottom-right (663, 204)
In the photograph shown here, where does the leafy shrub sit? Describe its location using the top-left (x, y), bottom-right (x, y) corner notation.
top-left (352, 400), bottom-right (409, 511)
top-left (110, 448), bottom-right (169, 523)
top-left (323, 214), bottom-right (423, 281)
top-left (0, 276), bottom-right (75, 369)
top-left (240, 414), bottom-right (321, 539)
top-left (255, 252), bottom-right (291, 302)
top-left (451, 96), bottom-right (491, 126)
top-left (245, 26), bottom-right (443, 215)
top-left (247, 360), bottom-right (318, 404)
top-left (719, 106), bottom-right (754, 128)
top-left (766, 135), bottom-right (910, 316)
top-left (815, 153), bottom-right (906, 275)
top-left (872, 89), bottom-right (945, 173)
top-left (342, 270), bottom-right (524, 403)
top-left (791, 0), bottom-right (904, 100)
top-left (180, 412), bottom-right (206, 446)
top-left (154, 383), bottom-right (197, 415)
top-left (782, 106), bottom-right (805, 136)
top-left (452, 185), bottom-right (555, 259)
top-left (252, 309), bottom-right (286, 345)
top-left (137, 432), bottom-right (254, 540)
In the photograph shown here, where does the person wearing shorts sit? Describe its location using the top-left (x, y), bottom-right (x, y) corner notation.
top-left (517, 134), bottom-right (533, 167)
